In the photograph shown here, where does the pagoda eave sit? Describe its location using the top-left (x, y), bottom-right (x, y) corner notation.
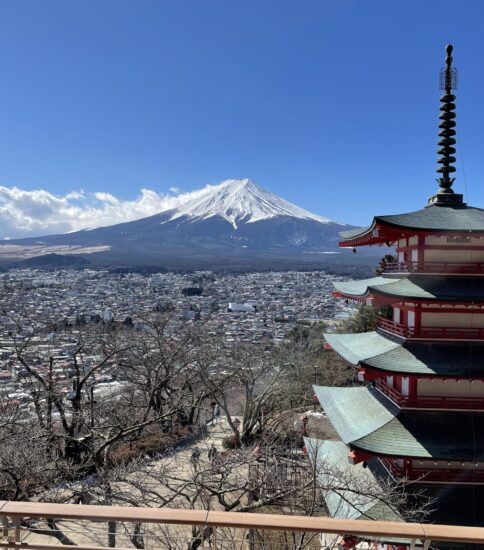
top-left (339, 221), bottom-right (399, 248)
top-left (333, 275), bottom-right (484, 303)
top-left (333, 289), bottom-right (401, 307)
top-left (339, 217), bottom-right (484, 248)
top-left (333, 288), bottom-right (484, 307)
top-left (314, 385), bottom-right (484, 461)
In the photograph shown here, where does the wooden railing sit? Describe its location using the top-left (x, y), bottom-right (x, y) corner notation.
top-left (377, 317), bottom-right (484, 340)
top-left (1, 500), bottom-right (484, 548)
top-left (375, 379), bottom-right (406, 405)
top-left (383, 261), bottom-right (484, 275)
top-left (377, 317), bottom-right (413, 338)
top-left (375, 379), bottom-right (484, 410)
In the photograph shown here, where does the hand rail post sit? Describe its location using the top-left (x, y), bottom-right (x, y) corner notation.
top-left (13, 518), bottom-right (20, 543)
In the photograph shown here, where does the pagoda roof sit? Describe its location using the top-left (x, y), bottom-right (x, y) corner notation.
top-left (314, 385), bottom-right (484, 459)
top-left (339, 205), bottom-right (484, 246)
top-left (333, 275), bottom-right (484, 302)
top-left (324, 331), bottom-right (484, 377)
top-left (304, 437), bottom-right (403, 522)
top-left (305, 438), bottom-right (484, 547)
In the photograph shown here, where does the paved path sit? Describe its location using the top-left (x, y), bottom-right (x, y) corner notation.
top-left (170, 416), bottom-right (234, 464)
top-left (22, 417), bottom-right (238, 547)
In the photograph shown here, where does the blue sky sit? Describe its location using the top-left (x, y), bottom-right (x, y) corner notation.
top-left (0, 0), bottom-right (482, 236)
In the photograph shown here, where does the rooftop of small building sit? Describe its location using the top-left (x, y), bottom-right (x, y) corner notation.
top-left (304, 436), bottom-right (404, 525)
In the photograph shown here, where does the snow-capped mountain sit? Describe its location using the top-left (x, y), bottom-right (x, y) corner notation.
top-left (0, 179), bottom-right (355, 268)
top-left (165, 179), bottom-right (334, 228)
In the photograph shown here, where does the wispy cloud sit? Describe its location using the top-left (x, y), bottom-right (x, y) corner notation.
top-left (0, 185), bottom-right (209, 239)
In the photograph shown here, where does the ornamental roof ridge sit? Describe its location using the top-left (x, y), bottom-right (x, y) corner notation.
top-left (428, 44), bottom-right (466, 207)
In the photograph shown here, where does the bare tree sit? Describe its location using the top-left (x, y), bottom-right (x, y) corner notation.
top-left (196, 344), bottom-right (286, 447)
top-left (0, 302), bottom-right (429, 549)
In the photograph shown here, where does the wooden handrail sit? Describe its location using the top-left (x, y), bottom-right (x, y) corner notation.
top-left (0, 501), bottom-right (484, 545)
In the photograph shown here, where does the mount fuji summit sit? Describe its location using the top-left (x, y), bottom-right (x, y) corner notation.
top-left (164, 178), bottom-right (334, 228)
top-left (0, 179), bottom-right (355, 268)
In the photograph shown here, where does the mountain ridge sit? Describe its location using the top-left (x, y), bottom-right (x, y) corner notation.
top-left (0, 179), bottom-right (358, 268)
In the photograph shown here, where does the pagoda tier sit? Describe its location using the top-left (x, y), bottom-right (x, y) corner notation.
top-left (340, 208), bottom-right (484, 276)
top-left (324, 332), bottom-right (484, 410)
top-left (324, 332), bottom-right (484, 376)
top-left (340, 205), bottom-right (484, 246)
top-left (334, 275), bottom-right (484, 303)
top-left (333, 275), bottom-right (484, 341)
top-left (314, 385), bottom-right (484, 484)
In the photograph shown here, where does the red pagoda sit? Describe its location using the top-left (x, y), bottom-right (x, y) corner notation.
top-left (312, 45), bottom-right (484, 547)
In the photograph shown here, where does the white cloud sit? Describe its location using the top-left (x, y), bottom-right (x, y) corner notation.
top-left (0, 185), bottom-right (204, 239)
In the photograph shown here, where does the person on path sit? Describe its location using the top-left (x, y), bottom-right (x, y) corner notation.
top-left (191, 447), bottom-right (201, 470)
top-left (210, 401), bottom-right (221, 425)
top-left (208, 443), bottom-right (218, 462)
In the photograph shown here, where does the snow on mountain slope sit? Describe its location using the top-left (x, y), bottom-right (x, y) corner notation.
top-left (165, 178), bottom-right (337, 228)
top-left (0, 178), bottom-right (355, 266)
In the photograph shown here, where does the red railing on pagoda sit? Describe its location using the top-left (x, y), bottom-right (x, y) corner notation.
top-left (377, 317), bottom-right (412, 337)
top-left (375, 379), bottom-right (406, 405)
top-left (377, 317), bottom-right (484, 340)
top-left (380, 457), bottom-right (484, 484)
top-left (375, 379), bottom-right (484, 410)
top-left (382, 261), bottom-right (484, 275)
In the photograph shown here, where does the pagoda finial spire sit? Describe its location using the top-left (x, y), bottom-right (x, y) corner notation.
top-left (428, 44), bottom-right (465, 206)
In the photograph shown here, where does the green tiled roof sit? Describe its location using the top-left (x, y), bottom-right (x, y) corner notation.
top-left (313, 386), bottom-right (399, 444)
top-left (304, 437), bottom-right (402, 522)
top-left (323, 332), bottom-right (400, 365)
top-left (333, 276), bottom-right (391, 296)
top-left (324, 331), bottom-right (484, 376)
top-left (314, 385), bottom-right (484, 460)
top-left (340, 205), bottom-right (484, 240)
top-left (353, 413), bottom-right (481, 458)
top-left (377, 205), bottom-right (484, 232)
top-left (340, 225), bottom-right (373, 240)
top-left (334, 275), bottom-right (484, 301)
